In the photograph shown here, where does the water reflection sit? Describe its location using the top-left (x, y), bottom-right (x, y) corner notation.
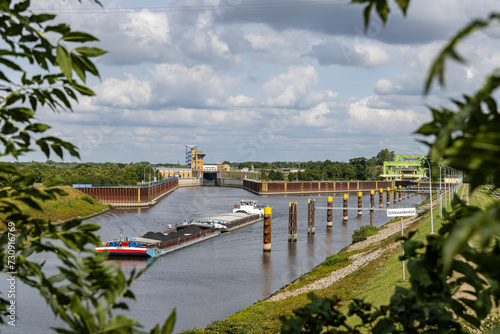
top-left (261, 252), bottom-right (272, 297)
top-left (287, 242), bottom-right (298, 283)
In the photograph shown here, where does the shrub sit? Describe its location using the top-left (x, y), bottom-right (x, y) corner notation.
top-left (81, 195), bottom-right (95, 205)
top-left (352, 235), bottom-right (367, 244)
top-left (323, 252), bottom-right (349, 267)
top-left (352, 225), bottom-right (379, 239)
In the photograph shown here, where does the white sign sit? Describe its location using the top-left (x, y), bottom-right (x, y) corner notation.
top-left (387, 208), bottom-right (417, 217)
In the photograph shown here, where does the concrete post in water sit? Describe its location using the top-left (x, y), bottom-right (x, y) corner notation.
top-left (399, 185), bottom-right (402, 201)
top-left (307, 199), bottom-right (315, 235)
top-left (394, 186), bottom-right (397, 203)
top-left (357, 191), bottom-right (363, 216)
top-left (379, 188), bottom-right (383, 208)
top-left (263, 207), bottom-right (272, 252)
top-left (387, 187), bottom-right (391, 205)
top-left (327, 196), bottom-right (333, 227)
top-left (343, 193), bottom-right (348, 221)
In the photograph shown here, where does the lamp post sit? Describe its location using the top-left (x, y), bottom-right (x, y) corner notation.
top-left (448, 167), bottom-right (452, 206)
top-left (422, 157), bottom-right (434, 234)
top-left (439, 163), bottom-right (443, 219)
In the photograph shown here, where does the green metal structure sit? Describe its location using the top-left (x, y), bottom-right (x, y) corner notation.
top-left (380, 154), bottom-right (427, 181)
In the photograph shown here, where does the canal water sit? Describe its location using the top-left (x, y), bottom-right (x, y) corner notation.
top-left (1, 186), bottom-right (426, 333)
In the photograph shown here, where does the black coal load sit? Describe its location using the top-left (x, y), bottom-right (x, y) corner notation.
top-left (142, 225), bottom-right (204, 243)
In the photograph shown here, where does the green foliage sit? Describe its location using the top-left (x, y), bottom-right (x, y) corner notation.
top-left (231, 148), bottom-right (393, 181)
top-left (281, 2), bottom-right (500, 333)
top-left (352, 225), bottom-right (379, 244)
top-left (81, 194), bottom-right (95, 205)
top-left (352, 235), bottom-right (367, 244)
top-left (323, 252), bottom-right (350, 267)
top-left (0, 1), bottom-right (175, 333)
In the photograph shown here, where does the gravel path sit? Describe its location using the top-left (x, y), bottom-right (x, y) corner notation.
top-left (266, 215), bottom-right (418, 302)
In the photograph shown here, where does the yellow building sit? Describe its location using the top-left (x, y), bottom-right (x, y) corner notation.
top-left (184, 145), bottom-right (231, 177)
top-left (159, 167), bottom-right (193, 179)
top-left (217, 164), bottom-right (230, 174)
top-left (185, 145), bottom-right (205, 171)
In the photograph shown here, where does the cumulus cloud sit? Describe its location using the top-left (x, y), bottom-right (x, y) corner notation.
top-left (261, 66), bottom-right (338, 108)
top-left (347, 97), bottom-right (426, 135)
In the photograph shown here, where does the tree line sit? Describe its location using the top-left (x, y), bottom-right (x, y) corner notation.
top-left (1, 161), bottom-right (173, 186)
top-left (5, 149), bottom-right (395, 185)
top-left (237, 148), bottom-right (395, 181)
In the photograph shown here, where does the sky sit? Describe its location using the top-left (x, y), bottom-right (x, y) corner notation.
top-left (26, 0), bottom-right (500, 164)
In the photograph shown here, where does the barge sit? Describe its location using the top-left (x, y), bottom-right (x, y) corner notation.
top-left (96, 210), bottom-right (263, 258)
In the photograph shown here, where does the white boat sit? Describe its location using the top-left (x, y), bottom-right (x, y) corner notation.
top-left (232, 200), bottom-right (265, 216)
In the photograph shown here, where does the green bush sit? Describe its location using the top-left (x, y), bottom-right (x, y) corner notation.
top-left (81, 195), bottom-right (95, 205)
top-left (352, 225), bottom-right (379, 239)
top-left (323, 252), bottom-right (349, 267)
top-left (352, 235), bottom-right (367, 244)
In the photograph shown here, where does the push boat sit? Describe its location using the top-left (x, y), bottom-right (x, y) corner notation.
top-left (232, 200), bottom-right (265, 216)
top-left (96, 203), bottom-right (264, 258)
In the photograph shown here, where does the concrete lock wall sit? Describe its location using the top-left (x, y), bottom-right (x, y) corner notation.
top-left (242, 180), bottom-right (397, 195)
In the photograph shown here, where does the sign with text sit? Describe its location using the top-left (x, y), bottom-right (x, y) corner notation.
top-left (387, 208), bottom-right (417, 217)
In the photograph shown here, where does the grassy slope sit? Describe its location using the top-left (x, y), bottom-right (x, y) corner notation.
top-left (191, 185), bottom-right (497, 333)
top-left (1, 186), bottom-right (109, 223)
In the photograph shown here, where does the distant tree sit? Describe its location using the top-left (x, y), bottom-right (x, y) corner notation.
top-left (269, 170), bottom-right (284, 181)
top-left (376, 148), bottom-right (395, 165)
top-left (349, 157), bottom-right (368, 180)
top-left (343, 164), bottom-right (356, 180)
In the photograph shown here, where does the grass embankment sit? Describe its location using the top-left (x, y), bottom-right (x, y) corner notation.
top-left (470, 185), bottom-right (498, 209)
top-left (184, 196), bottom-right (439, 333)
top-left (1, 186), bottom-right (110, 225)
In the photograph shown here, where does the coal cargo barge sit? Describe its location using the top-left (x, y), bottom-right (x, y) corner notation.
top-left (96, 207), bottom-right (263, 258)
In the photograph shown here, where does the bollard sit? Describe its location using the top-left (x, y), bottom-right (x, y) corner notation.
top-left (387, 187), bottom-right (391, 205)
top-left (293, 202), bottom-right (298, 241)
top-left (379, 188), bottom-right (383, 208)
top-left (343, 193), bottom-right (348, 221)
top-left (357, 191), bottom-right (362, 216)
top-left (370, 190), bottom-right (375, 210)
top-left (327, 196), bottom-right (333, 227)
top-left (394, 186), bottom-right (397, 203)
top-left (307, 199), bottom-right (315, 235)
top-left (263, 207), bottom-right (272, 252)
top-left (399, 185), bottom-right (402, 201)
